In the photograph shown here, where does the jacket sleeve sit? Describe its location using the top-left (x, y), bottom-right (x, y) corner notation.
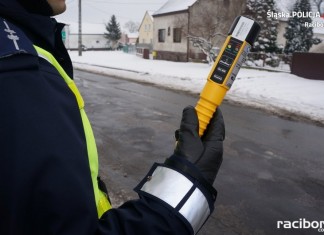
top-left (98, 159), bottom-right (216, 235)
top-left (98, 196), bottom-right (191, 235)
top-left (0, 55), bottom-right (215, 235)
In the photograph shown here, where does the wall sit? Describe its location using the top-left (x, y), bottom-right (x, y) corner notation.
top-left (153, 12), bottom-right (189, 52)
top-left (152, 0), bottom-right (246, 62)
top-left (138, 12), bottom-right (154, 47)
top-left (67, 34), bottom-right (109, 49)
top-left (310, 32), bottom-right (324, 53)
top-left (63, 23), bottom-right (109, 50)
top-left (153, 12), bottom-right (189, 61)
top-left (291, 52), bottom-right (324, 80)
top-left (276, 20), bottom-right (288, 50)
top-left (188, 0), bottom-right (247, 59)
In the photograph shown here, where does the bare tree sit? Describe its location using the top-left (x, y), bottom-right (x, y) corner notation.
top-left (173, 12), bottom-right (226, 64)
top-left (124, 21), bottom-right (140, 33)
top-left (187, 16), bottom-right (227, 64)
top-left (173, 0), bottom-right (245, 64)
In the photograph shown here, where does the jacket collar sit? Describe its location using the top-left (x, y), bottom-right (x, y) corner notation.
top-left (0, 1), bottom-right (57, 52)
top-left (0, 0), bottom-right (73, 77)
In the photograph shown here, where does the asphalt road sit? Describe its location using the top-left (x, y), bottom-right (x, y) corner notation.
top-left (75, 69), bottom-right (324, 235)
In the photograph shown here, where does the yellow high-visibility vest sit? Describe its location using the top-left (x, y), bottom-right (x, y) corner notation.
top-left (34, 45), bottom-right (112, 218)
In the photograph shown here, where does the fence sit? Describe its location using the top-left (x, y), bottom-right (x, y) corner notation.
top-left (244, 52), bottom-right (324, 80)
top-left (122, 44), bottom-right (136, 54)
top-left (291, 52), bottom-right (324, 80)
top-left (135, 47), bottom-right (150, 59)
top-left (244, 52), bottom-right (292, 72)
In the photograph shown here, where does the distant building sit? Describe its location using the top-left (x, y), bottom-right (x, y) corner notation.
top-left (63, 22), bottom-right (109, 50)
top-left (127, 32), bottom-right (139, 45)
top-left (138, 11), bottom-right (154, 50)
top-left (119, 33), bottom-right (129, 46)
top-left (63, 22), bottom-right (139, 50)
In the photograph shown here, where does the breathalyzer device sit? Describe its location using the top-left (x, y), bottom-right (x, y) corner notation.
top-left (195, 16), bottom-right (261, 136)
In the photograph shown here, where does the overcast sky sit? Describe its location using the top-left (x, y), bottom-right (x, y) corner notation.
top-left (55, 0), bottom-right (168, 27)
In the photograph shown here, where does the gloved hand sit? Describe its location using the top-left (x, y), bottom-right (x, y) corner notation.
top-left (173, 106), bottom-right (225, 185)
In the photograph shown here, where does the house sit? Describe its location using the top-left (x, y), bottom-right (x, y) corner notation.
top-left (127, 32), bottom-right (139, 45)
top-left (119, 33), bottom-right (129, 46)
top-left (152, 0), bottom-right (246, 62)
top-left (138, 11), bottom-right (154, 50)
top-left (309, 17), bottom-right (324, 53)
top-left (276, 18), bottom-right (288, 52)
top-left (63, 22), bottom-right (138, 50)
top-left (63, 22), bottom-right (109, 50)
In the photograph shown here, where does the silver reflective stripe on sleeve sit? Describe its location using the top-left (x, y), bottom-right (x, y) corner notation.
top-left (140, 166), bottom-right (210, 234)
top-left (179, 188), bottom-right (210, 233)
top-left (141, 166), bottom-right (193, 207)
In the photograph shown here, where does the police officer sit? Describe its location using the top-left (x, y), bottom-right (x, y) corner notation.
top-left (0, 0), bottom-right (225, 234)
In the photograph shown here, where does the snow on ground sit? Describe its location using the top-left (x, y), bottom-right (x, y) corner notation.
top-left (69, 51), bottom-right (324, 125)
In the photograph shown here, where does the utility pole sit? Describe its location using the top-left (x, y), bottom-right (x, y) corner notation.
top-left (78, 0), bottom-right (82, 56)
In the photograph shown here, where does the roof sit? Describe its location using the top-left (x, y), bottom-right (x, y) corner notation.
top-left (128, 32), bottom-right (139, 38)
top-left (139, 11), bottom-right (154, 30)
top-left (153, 0), bottom-right (197, 16)
top-left (147, 11), bottom-right (154, 21)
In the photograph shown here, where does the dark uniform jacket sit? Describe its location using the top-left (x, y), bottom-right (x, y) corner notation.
top-left (0, 1), bottom-right (214, 234)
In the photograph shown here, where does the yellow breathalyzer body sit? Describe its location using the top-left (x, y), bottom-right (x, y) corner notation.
top-left (196, 16), bottom-right (261, 136)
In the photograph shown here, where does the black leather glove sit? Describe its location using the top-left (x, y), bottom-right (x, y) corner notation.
top-left (135, 106), bottom-right (225, 234)
top-left (173, 106), bottom-right (225, 185)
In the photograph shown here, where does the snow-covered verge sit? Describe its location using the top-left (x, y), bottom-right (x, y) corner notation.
top-left (69, 51), bottom-right (324, 126)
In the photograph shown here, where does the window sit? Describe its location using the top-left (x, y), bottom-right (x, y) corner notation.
top-left (167, 27), bottom-right (170, 36)
top-left (158, 29), bottom-right (166, 42)
top-left (173, 28), bottom-right (182, 43)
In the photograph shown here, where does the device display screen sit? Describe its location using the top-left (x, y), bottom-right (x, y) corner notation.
top-left (210, 37), bottom-right (242, 84)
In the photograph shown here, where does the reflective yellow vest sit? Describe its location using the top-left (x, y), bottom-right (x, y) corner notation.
top-left (34, 45), bottom-right (112, 218)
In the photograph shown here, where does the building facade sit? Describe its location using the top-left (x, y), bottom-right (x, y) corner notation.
top-left (138, 11), bottom-right (154, 50)
top-left (152, 0), bottom-right (246, 62)
top-left (63, 22), bottom-right (109, 50)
